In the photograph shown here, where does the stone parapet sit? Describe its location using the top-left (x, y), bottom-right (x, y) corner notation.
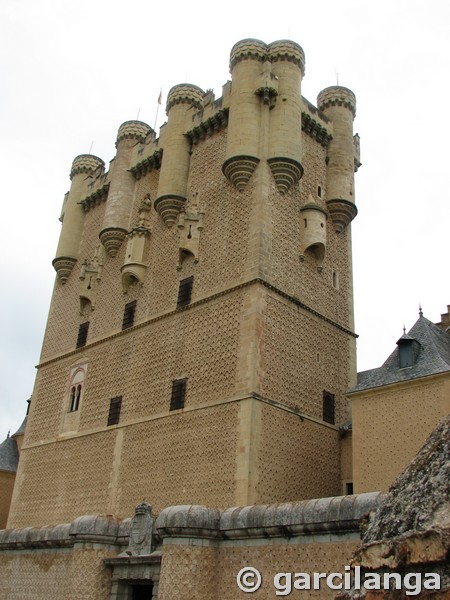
top-left (229, 38), bottom-right (267, 70)
top-left (70, 154), bottom-right (104, 179)
top-left (155, 492), bottom-right (383, 541)
top-left (0, 515), bottom-right (122, 550)
top-left (268, 39), bottom-right (305, 73)
top-left (166, 84), bottom-right (204, 113)
top-left (318, 86), bottom-right (357, 118)
top-left (116, 120), bottom-right (152, 144)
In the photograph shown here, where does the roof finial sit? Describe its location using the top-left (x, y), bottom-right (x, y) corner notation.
top-left (7, 429), bottom-right (10, 438)
top-left (419, 303), bottom-right (423, 317)
top-left (403, 324), bottom-right (406, 335)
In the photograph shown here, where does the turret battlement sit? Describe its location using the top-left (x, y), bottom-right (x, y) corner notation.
top-left (166, 84), bottom-right (205, 113)
top-left (317, 86), bottom-right (356, 117)
top-left (229, 38), bottom-right (305, 72)
top-left (70, 154), bottom-right (104, 179)
top-left (116, 120), bottom-right (152, 144)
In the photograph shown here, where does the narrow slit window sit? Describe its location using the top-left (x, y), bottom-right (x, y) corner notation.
top-left (177, 277), bottom-right (193, 309)
top-left (322, 391), bottom-right (335, 424)
top-left (332, 270), bottom-right (339, 289)
top-left (122, 301), bottom-right (137, 330)
top-left (76, 322), bottom-right (89, 348)
top-left (107, 396), bottom-right (122, 426)
top-left (170, 378), bottom-right (187, 411)
top-left (69, 387), bottom-right (76, 412)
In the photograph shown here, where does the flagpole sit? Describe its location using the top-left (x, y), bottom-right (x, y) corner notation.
top-left (154, 89), bottom-right (162, 131)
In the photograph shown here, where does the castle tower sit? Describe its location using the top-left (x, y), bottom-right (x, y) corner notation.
top-left (53, 154), bottom-right (104, 282)
top-left (154, 84), bottom-right (204, 226)
top-left (317, 86), bottom-right (358, 233)
top-left (8, 40), bottom-right (360, 529)
top-left (222, 39), bottom-right (265, 190)
top-left (99, 120), bottom-right (152, 257)
top-left (266, 40), bottom-right (305, 193)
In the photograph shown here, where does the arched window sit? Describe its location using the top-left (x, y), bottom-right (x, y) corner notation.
top-left (67, 365), bottom-right (86, 413)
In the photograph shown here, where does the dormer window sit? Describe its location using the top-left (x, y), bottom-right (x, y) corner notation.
top-left (397, 335), bottom-right (421, 369)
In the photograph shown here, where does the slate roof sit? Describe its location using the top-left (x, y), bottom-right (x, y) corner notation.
top-left (0, 435), bottom-right (19, 473)
top-left (11, 416), bottom-right (27, 438)
top-left (351, 315), bottom-right (450, 392)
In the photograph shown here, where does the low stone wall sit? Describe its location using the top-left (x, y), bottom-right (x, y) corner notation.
top-left (155, 493), bottom-right (383, 599)
top-left (0, 515), bottom-right (125, 600)
top-left (0, 493), bottom-right (383, 599)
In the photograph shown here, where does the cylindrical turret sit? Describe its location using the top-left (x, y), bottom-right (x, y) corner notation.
top-left (317, 86), bottom-right (357, 232)
top-left (99, 120), bottom-right (151, 256)
top-left (300, 197), bottom-right (327, 264)
top-left (222, 39), bottom-right (267, 191)
top-left (154, 84), bottom-right (204, 227)
top-left (267, 40), bottom-right (305, 193)
top-left (53, 154), bottom-right (104, 283)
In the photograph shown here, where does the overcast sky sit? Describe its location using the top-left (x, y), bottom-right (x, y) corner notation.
top-left (1, 0), bottom-right (449, 441)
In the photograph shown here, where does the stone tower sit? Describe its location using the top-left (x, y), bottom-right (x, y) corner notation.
top-left (8, 39), bottom-right (360, 529)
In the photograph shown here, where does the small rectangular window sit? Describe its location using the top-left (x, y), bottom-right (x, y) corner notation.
top-left (76, 322), bottom-right (89, 348)
top-left (122, 301), bottom-right (137, 330)
top-left (107, 396), bottom-right (122, 426)
top-left (177, 277), bottom-right (193, 309)
top-left (170, 378), bottom-right (187, 411)
top-left (346, 482), bottom-right (354, 495)
top-left (322, 391), bottom-right (335, 424)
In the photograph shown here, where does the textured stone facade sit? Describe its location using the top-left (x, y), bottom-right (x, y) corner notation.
top-left (0, 471), bottom-right (15, 529)
top-left (351, 375), bottom-right (450, 493)
top-left (9, 37), bottom-right (359, 529)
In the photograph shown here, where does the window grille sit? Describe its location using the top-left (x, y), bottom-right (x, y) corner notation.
top-left (170, 379), bottom-right (187, 410)
top-left (322, 391), bottom-right (335, 424)
top-left (107, 396), bottom-right (122, 426)
top-left (76, 322), bottom-right (89, 348)
top-left (177, 277), bottom-right (193, 309)
top-left (122, 301), bottom-right (137, 330)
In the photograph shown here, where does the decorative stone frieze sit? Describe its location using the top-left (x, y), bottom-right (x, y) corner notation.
top-left (326, 198), bottom-right (358, 233)
top-left (267, 156), bottom-right (304, 193)
top-left (130, 149), bottom-right (163, 180)
top-left (52, 256), bottom-right (77, 284)
top-left (185, 109), bottom-right (228, 145)
top-left (154, 194), bottom-right (186, 227)
top-left (222, 155), bottom-right (260, 192)
top-left (80, 182), bottom-right (110, 212)
top-left (99, 227), bottom-right (128, 257)
top-left (302, 113), bottom-right (333, 147)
